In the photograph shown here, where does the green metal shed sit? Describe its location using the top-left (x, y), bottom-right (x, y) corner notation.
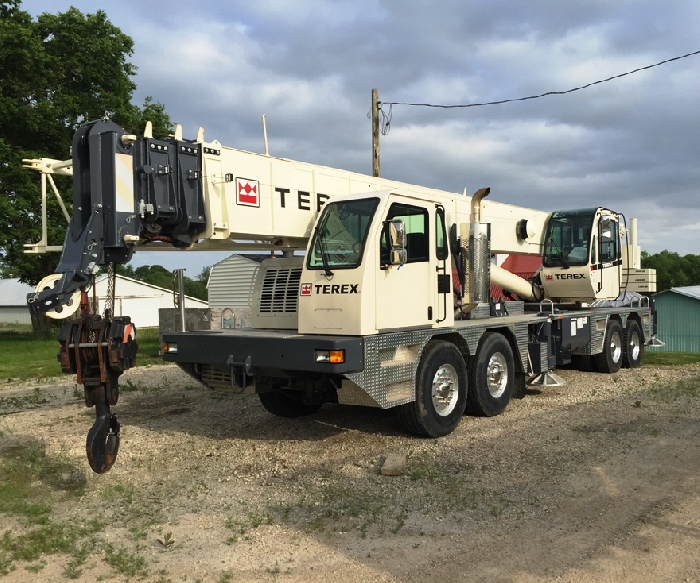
top-left (651, 286), bottom-right (700, 352)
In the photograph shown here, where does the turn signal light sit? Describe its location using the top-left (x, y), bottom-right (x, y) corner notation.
top-left (163, 342), bottom-right (178, 354)
top-left (315, 349), bottom-right (345, 364)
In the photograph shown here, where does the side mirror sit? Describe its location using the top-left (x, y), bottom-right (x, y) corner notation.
top-left (388, 220), bottom-right (405, 248)
top-left (390, 249), bottom-right (407, 265)
top-left (387, 220), bottom-right (406, 266)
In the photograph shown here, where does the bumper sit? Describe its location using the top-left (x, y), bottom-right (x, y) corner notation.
top-left (161, 329), bottom-right (364, 376)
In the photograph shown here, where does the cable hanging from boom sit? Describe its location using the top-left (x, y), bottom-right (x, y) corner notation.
top-left (377, 49), bottom-right (700, 135)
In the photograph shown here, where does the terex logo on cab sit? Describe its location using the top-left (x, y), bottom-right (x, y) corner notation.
top-left (299, 283), bottom-right (360, 296)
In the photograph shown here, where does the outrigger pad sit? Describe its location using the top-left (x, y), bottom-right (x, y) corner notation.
top-left (528, 371), bottom-right (567, 387)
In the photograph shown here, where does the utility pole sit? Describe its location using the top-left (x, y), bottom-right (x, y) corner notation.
top-left (372, 88), bottom-right (380, 177)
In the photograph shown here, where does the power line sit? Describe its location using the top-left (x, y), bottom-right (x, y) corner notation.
top-left (380, 49), bottom-right (700, 114)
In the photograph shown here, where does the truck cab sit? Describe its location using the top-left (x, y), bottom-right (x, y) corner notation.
top-left (294, 191), bottom-right (454, 335)
top-left (540, 208), bottom-right (623, 303)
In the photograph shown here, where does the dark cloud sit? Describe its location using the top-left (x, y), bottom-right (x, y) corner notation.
top-left (24, 0), bottom-right (700, 261)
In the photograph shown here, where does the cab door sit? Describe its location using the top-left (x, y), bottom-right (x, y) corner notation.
top-left (375, 198), bottom-right (435, 331)
top-left (595, 215), bottom-right (621, 300)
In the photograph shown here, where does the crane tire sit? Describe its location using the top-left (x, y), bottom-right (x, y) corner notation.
top-left (466, 332), bottom-right (514, 417)
top-left (397, 340), bottom-right (467, 437)
top-left (622, 320), bottom-right (644, 368)
top-left (594, 320), bottom-right (624, 373)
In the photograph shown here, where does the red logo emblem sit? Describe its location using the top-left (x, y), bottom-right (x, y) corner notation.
top-left (545, 274), bottom-right (553, 280)
top-left (236, 178), bottom-right (260, 207)
top-left (300, 283), bottom-right (312, 296)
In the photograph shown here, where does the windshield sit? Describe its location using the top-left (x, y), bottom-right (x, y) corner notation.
top-left (307, 198), bottom-right (380, 271)
top-left (543, 209), bottom-right (595, 268)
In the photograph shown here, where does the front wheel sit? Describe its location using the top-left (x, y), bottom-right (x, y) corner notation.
top-left (622, 320), bottom-right (644, 368)
top-left (594, 320), bottom-right (624, 373)
top-left (466, 332), bottom-right (514, 417)
top-left (397, 340), bottom-right (467, 437)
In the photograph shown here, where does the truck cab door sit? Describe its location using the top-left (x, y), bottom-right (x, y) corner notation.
top-left (376, 199), bottom-right (435, 331)
top-left (594, 215), bottom-right (622, 300)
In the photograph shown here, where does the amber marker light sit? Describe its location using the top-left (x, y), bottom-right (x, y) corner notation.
top-left (315, 349), bottom-right (345, 364)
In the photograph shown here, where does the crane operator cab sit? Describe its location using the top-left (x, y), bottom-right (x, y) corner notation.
top-left (540, 208), bottom-right (624, 304)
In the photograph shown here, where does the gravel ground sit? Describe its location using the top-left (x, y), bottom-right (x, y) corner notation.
top-left (1, 361), bottom-right (700, 582)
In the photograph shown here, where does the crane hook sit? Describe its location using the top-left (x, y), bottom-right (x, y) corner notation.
top-left (86, 388), bottom-right (120, 474)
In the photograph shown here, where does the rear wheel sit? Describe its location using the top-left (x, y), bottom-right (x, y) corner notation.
top-left (258, 390), bottom-right (322, 418)
top-left (622, 320), bottom-right (644, 368)
top-left (466, 332), bottom-right (514, 417)
top-left (398, 340), bottom-right (467, 437)
top-left (594, 320), bottom-right (623, 373)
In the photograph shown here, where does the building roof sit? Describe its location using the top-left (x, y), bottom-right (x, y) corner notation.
top-left (656, 285), bottom-right (700, 301)
top-left (0, 278), bottom-right (35, 306)
top-left (95, 274), bottom-right (207, 305)
top-left (211, 253), bottom-right (269, 271)
top-left (0, 275), bottom-right (207, 308)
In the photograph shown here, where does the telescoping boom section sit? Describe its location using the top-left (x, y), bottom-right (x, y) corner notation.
top-left (25, 119), bottom-right (658, 474)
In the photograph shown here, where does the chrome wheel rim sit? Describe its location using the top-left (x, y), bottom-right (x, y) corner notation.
top-left (431, 364), bottom-right (459, 416)
top-left (611, 331), bottom-right (622, 363)
top-left (630, 330), bottom-right (641, 361)
top-left (487, 352), bottom-right (508, 398)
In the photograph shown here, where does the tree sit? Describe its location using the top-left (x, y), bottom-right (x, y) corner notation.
top-left (184, 269), bottom-right (208, 302)
top-left (117, 264), bottom-right (209, 302)
top-left (0, 1), bottom-right (172, 285)
top-left (641, 250), bottom-right (700, 291)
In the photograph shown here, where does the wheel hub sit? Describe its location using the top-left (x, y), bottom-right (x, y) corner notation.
top-left (611, 331), bottom-right (622, 363)
top-left (431, 364), bottom-right (459, 416)
top-left (630, 331), bottom-right (640, 360)
top-left (487, 352), bottom-right (508, 398)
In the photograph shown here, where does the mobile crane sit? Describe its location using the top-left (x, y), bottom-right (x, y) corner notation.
top-left (25, 119), bottom-right (657, 473)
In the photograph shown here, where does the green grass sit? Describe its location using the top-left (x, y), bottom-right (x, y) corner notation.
top-left (0, 327), bottom-right (164, 381)
top-left (0, 439), bottom-right (155, 578)
top-left (644, 352), bottom-right (700, 366)
top-left (0, 330), bottom-right (64, 381)
top-left (647, 374), bottom-right (700, 404)
top-left (133, 327), bottom-right (163, 367)
top-left (103, 543), bottom-right (148, 578)
top-left (0, 323), bottom-right (33, 332)
top-left (0, 440), bottom-right (99, 577)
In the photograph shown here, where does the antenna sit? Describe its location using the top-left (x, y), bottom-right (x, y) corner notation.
top-left (372, 89), bottom-right (380, 177)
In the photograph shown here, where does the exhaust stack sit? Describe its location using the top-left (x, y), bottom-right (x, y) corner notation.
top-left (458, 187), bottom-right (491, 316)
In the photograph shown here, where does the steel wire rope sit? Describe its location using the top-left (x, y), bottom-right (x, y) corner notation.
top-left (377, 49), bottom-right (700, 135)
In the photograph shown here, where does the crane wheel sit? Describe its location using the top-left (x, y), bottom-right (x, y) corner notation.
top-left (622, 320), bottom-right (644, 368)
top-left (466, 332), bottom-right (514, 417)
top-left (594, 320), bottom-right (623, 373)
top-left (397, 340), bottom-right (467, 437)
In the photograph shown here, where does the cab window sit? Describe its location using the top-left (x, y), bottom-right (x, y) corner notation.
top-left (599, 218), bottom-right (619, 263)
top-left (380, 203), bottom-right (429, 265)
top-left (435, 207), bottom-right (448, 261)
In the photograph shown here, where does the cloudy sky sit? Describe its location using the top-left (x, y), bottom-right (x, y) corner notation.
top-left (25, 0), bottom-right (700, 273)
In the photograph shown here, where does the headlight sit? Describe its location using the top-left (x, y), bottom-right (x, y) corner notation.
top-left (163, 342), bottom-right (178, 354)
